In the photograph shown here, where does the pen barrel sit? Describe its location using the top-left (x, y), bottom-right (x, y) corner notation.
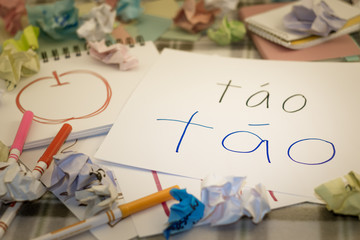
top-left (7, 148), bottom-right (21, 162)
top-left (0, 202), bottom-right (23, 238)
top-left (32, 161), bottom-right (48, 179)
top-left (37, 123), bottom-right (72, 168)
top-left (118, 185), bottom-right (179, 218)
top-left (10, 111), bottom-right (33, 155)
top-left (33, 208), bottom-right (122, 240)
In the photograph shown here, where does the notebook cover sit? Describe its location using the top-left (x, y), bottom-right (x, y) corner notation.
top-left (238, 2), bottom-right (360, 61)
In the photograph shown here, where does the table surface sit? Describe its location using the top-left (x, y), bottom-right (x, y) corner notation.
top-left (1, 1), bottom-right (360, 240)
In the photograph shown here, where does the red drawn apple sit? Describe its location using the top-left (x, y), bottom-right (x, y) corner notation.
top-left (16, 70), bottom-right (112, 124)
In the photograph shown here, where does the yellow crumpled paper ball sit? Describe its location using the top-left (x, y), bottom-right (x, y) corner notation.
top-left (315, 171), bottom-right (360, 219)
top-left (0, 141), bottom-right (9, 162)
top-left (0, 43), bottom-right (40, 91)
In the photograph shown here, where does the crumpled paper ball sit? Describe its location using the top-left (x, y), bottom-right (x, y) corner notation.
top-left (0, 141), bottom-right (9, 162)
top-left (0, 43), bottom-right (40, 91)
top-left (199, 174), bottom-right (271, 226)
top-left (173, 0), bottom-right (220, 34)
top-left (315, 171), bottom-right (360, 218)
top-left (2, 25), bottom-right (40, 51)
top-left (283, 0), bottom-right (347, 37)
top-left (87, 39), bottom-right (138, 71)
top-left (77, 3), bottom-right (116, 42)
top-left (0, 158), bottom-right (46, 203)
top-left (49, 152), bottom-right (118, 218)
top-left (26, 0), bottom-right (79, 40)
top-left (208, 16), bottom-right (246, 45)
top-left (0, 0), bottom-right (27, 35)
top-left (75, 179), bottom-right (118, 218)
top-left (115, 0), bottom-right (143, 22)
top-left (163, 188), bottom-right (205, 239)
top-left (204, 0), bottom-right (239, 17)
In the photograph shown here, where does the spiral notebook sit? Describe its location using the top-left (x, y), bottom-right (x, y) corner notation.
top-left (239, 2), bottom-right (360, 61)
top-left (0, 37), bottom-right (159, 150)
top-left (245, 0), bottom-right (360, 49)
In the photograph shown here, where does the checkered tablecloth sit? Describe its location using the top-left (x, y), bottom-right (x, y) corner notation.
top-left (1, 1), bottom-right (360, 240)
top-left (2, 33), bottom-right (360, 240)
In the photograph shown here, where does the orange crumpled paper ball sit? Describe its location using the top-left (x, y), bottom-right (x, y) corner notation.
top-left (173, 0), bottom-right (220, 34)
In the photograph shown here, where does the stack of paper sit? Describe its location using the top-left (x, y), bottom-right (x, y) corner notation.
top-left (244, 0), bottom-right (360, 49)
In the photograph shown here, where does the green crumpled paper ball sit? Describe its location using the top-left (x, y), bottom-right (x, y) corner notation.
top-left (208, 16), bottom-right (246, 46)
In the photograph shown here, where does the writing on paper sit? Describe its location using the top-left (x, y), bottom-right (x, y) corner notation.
top-left (157, 111), bottom-right (336, 166)
top-left (218, 81), bottom-right (307, 113)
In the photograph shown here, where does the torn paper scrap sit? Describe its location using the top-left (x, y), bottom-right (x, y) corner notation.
top-left (49, 152), bottom-right (118, 218)
top-left (207, 16), bottom-right (246, 45)
top-left (315, 171), bottom-right (360, 218)
top-left (173, 0), bottom-right (220, 33)
top-left (283, 0), bottom-right (347, 37)
top-left (0, 158), bottom-right (46, 203)
top-left (0, 43), bottom-right (40, 91)
top-left (26, 0), bottom-right (79, 40)
top-left (0, 142), bottom-right (9, 162)
top-left (77, 3), bottom-right (116, 42)
top-left (115, 0), bottom-right (143, 22)
top-left (0, 0), bottom-right (26, 35)
top-left (2, 25), bottom-right (40, 51)
top-left (87, 40), bottom-right (138, 71)
top-left (199, 174), bottom-right (271, 226)
top-left (163, 188), bottom-right (205, 239)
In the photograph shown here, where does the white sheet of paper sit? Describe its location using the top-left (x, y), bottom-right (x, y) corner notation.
top-left (95, 49), bottom-right (360, 199)
top-left (0, 41), bottom-right (159, 150)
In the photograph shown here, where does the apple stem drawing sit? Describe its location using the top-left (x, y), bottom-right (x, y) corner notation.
top-left (51, 71), bottom-right (70, 87)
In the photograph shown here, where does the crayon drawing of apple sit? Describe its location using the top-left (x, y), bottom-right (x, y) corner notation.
top-left (16, 70), bottom-right (112, 124)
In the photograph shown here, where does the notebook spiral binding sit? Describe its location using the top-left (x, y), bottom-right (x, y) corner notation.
top-left (40, 35), bottom-right (145, 63)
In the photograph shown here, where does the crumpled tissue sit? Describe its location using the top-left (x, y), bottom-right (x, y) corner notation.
top-left (315, 171), bottom-right (360, 218)
top-left (77, 3), bottom-right (116, 42)
top-left (87, 40), bottom-right (138, 71)
top-left (208, 16), bottom-right (246, 45)
top-left (199, 174), bottom-right (271, 226)
top-left (0, 0), bottom-right (26, 35)
top-left (163, 188), bottom-right (205, 239)
top-left (49, 152), bottom-right (118, 218)
top-left (26, 0), bottom-right (79, 40)
top-left (0, 158), bottom-right (46, 203)
top-left (115, 0), bottom-right (143, 22)
top-left (0, 43), bottom-right (40, 91)
top-left (173, 0), bottom-right (220, 34)
top-left (2, 25), bottom-right (40, 51)
top-left (283, 0), bottom-right (347, 37)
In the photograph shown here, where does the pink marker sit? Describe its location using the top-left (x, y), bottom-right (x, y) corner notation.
top-left (8, 111), bottom-right (34, 162)
top-left (0, 123), bottom-right (72, 238)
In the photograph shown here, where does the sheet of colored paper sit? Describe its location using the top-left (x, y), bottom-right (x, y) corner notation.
top-left (124, 14), bottom-right (172, 41)
top-left (95, 49), bottom-right (360, 199)
top-left (142, 0), bottom-right (179, 19)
